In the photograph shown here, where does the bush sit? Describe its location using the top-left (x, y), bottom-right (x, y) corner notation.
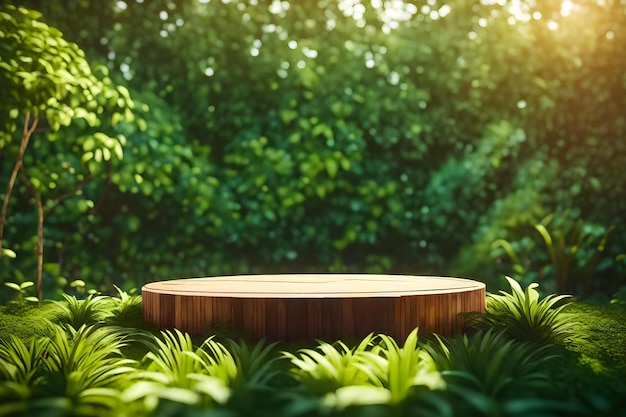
top-left (2, 1), bottom-right (626, 298)
top-left (469, 277), bottom-right (582, 346)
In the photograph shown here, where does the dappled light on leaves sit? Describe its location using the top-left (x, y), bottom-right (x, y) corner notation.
top-left (1, 0), bottom-right (625, 299)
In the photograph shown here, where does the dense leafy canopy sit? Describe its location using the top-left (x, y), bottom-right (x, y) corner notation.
top-left (1, 0), bottom-right (626, 298)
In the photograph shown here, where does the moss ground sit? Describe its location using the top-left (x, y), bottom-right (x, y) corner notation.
top-left (567, 301), bottom-right (626, 367)
top-left (0, 302), bottom-right (61, 340)
top-left (540, 302), bottom-right (626, 415)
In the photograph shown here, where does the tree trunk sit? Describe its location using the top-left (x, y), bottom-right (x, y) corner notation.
top-left (0, 112), bottom-right (39, 257)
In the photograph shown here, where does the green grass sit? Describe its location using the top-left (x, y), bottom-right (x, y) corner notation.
top-left (545, 302), bottom-right (626, 407)
top-left (1, 297), bottom-right (625, 416)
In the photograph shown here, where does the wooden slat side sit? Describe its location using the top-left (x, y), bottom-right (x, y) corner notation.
top-left (165, 294), bottom-right (175, 329)
top-left (435, 294), bottom-right (443, 334)
top-left (480, 287), bottom-right (486, 312)
top-left (394, 297), bottom-right (401, 340)
top-left (241, 298), bottom-right (255, 338)
top-left (402, 297), bottom-right (412, 341)
top-left (307, 299), bottom-right (322, 340)
top-left (265, 298), bottom-right (278, 341)
top-left (329, 299), bottom-right (342, 342)
top-left (353, 298), bottom-right (375, 340)
top-left (174, 295), bottom-right (182, 330)
top-left (342, 298), bottom-right (355, 339)
top-left (412, 296), bottom-right (419, 339)
top-left (142, 276), bottom-right (487, 342)
top-left (434, 294), bottom-right (442, 334)
top-left (319, 299), bottom-right (334, 342)
top-left (255, 298), bottom-right (266, 341)
top-left (187, 295), bottom-right (195, 332)
top-left (141, 290), bottom-right (151, 324)
top-left (231, 298), bottom-right (243, 330)
top-left (383, 298), bottom-right (394, 340)
top-left (445, 293), bottom-right (453, 336)
top-left (414, 295), bottom-right (422, 337)
top-left (454, 292), bottom-right (462, 334)
top-left (202, 296), bottom-right (213, 336)
top-left (378, 298), bottom-right (392, 339)
top-left (194, 296), bottom-right (202, 336)
top-left (276, 299), bottom-right (287, 340)
top-left (425, 295), bottom-right (433, 335)
top-left (286, 299), bottom-right (308, 341)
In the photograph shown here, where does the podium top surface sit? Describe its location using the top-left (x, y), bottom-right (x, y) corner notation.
top-left (142, 274), bottom-right (485, 298)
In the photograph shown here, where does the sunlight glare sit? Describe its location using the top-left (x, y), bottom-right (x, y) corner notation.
top-left (302, 47), bottom-right (318, 59)
top-left (439, 4), bottom-right (451, 18)
top-left (561, 0), bottom-right (575, 16)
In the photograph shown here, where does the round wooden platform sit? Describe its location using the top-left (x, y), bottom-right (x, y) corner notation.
top-left (142, 274), bottom-right (486, 341)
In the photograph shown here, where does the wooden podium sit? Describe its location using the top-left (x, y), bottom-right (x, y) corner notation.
top-left (142, 274), bottom-right (486, 341)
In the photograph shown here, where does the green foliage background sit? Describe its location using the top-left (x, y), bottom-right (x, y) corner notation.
top-left (1, 0), bottom-right (625, 298)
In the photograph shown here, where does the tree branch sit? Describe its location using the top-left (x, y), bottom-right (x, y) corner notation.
top-left (19, 166), bottom-right (44, 305)
top-left (91, 167), bottom-right (113, 215)
top-left (0, 112), bottom-right (39, 258)
top-left (45, 173), bottom-right (98, 216)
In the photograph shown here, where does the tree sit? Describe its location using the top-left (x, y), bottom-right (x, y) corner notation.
top-left (3, 1), bottom-right (626, 296)
top-left (0, 5), bottom-right (134, 302)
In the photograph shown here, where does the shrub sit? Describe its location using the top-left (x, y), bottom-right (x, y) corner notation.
top-left (53, 293), bottom-right (113, 329)
top-left (0, 324), bottom-right (137, 416)
top-left (359, 328), bottom-right (444, 404)
top-left (105, 286), bottom-right (143, 325)
top-left (282, 334), bottom-right (378, 396)
top-left (469, 276), bottom-right (582, 346)
top-left (424, 330), bottom-right (555, 398)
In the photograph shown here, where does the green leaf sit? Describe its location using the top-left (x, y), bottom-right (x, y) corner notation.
top-left (280, 109), bottom-right (298, 124)
top-left (325, 159), bottom-right (338, 178)
top-left (83, 137), bottom-right (95, 151)
top-left (128, 216), bottom-right (140, 232)
top-left (137, 118), bottom-right (148, 132)
top-left (81, 151), bottom-right (94, 163)
top-left (2, 248), bottom-right (17, 258)
top-left (111, 112), bottom-right (122, 127)
top-left (113, 141), bottom-right (124, 160)
top-left (4, 282), bottom-right (21, 291)
top-left (323, 386), bottom-right (391, 409)
top-left (19, 281), bottom-right (34, 289)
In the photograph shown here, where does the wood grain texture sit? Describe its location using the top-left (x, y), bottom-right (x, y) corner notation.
top-left (142, 274), bottom-right (486, 341)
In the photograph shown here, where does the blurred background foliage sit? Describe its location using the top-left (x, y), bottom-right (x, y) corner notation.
top-left (1, 0), bottom-right (625, 301)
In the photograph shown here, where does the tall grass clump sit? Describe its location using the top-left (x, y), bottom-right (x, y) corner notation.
top-left (282, 330), bottom-right (445, 413)
top-left (0, 323), bottom-right (137, 416)
top-left (360, 328), bottom-right (444, 404)
top-left (469, 276), bottom-right (582, 345)
top-left (53, 293), bottom-right (113, 329)
top-left (44, 325), bottom-right (137, 404)
top-left (282, 334), bottom-right (378, 396)
top-left (421, 329), bottom-right (585, 417)
top-left (124, 329), bottom-right (278, 413)
top-left (424, 330), bottom-right (555, 398)
top-left (106, 286), bottom-right (143, 325)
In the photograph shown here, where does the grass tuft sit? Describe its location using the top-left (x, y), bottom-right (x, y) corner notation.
top-left (469, 276), bottom-right (583, 346)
